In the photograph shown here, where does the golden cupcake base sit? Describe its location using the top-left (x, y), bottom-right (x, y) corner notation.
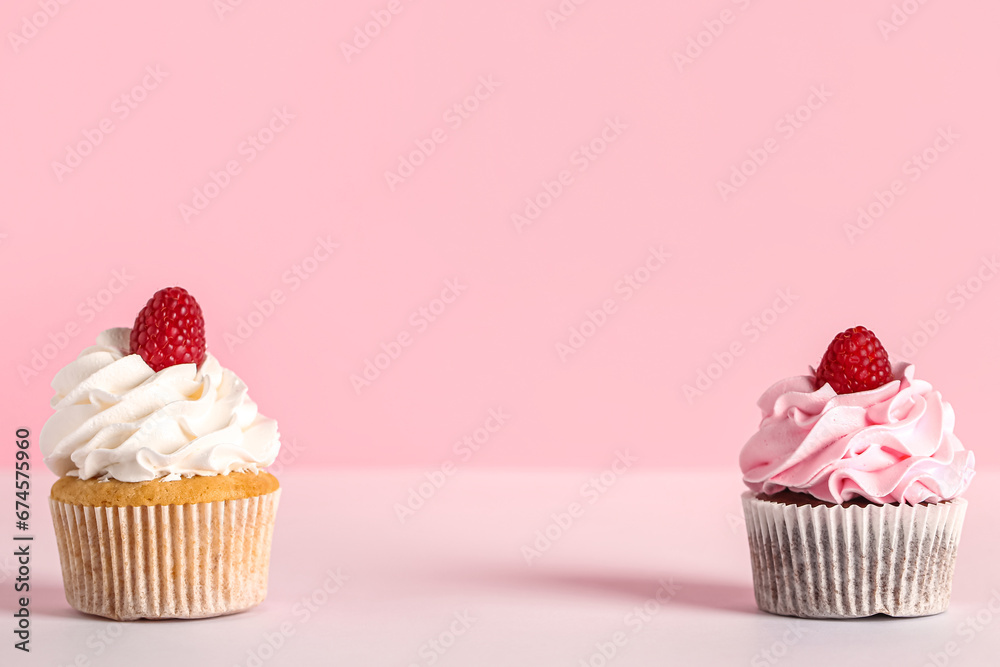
top-left (50, 473), bottom-right (280, 621)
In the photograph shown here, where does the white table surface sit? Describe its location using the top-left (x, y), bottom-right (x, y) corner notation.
top-left (4, 468), bottom-right (999, 666)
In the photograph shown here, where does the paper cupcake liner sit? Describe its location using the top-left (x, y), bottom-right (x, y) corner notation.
top-left (50, 490), bottom-right (280, 621)
top-left (742, 491), bottom-right (966, 618)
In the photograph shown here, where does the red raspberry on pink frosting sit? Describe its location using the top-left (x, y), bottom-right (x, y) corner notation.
top-left (815, 325), bottom-right (892, 394)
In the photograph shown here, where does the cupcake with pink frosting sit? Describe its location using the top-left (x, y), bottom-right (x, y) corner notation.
top-left (739, 326), bottom-right (974, 618)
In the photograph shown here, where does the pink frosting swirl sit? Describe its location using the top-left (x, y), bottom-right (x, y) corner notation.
top-left (740, 363), bottom-right (974, 505)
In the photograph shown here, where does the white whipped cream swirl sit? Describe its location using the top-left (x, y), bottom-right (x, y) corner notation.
top-left (40, 328), bottom-right (280, 482)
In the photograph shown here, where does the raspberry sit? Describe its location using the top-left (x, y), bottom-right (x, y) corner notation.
top-left (129, 287), bottom-right (207, 372)
top-left (815, 326), bottom-right (892, 394)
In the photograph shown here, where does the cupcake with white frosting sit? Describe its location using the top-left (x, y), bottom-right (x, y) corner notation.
top-left (740, 326), bottom-right (974, 618)
top-left (41, 287), bottom-right (282, 620)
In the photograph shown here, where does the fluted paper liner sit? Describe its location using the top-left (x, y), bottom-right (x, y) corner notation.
top-left (50, 490), bottom-right (280, 621)
top-left (742, 492), bottom-right (966, 618)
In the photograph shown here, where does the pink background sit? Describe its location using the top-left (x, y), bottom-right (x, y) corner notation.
top-left (3, 0), bottom-right (998, 471)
